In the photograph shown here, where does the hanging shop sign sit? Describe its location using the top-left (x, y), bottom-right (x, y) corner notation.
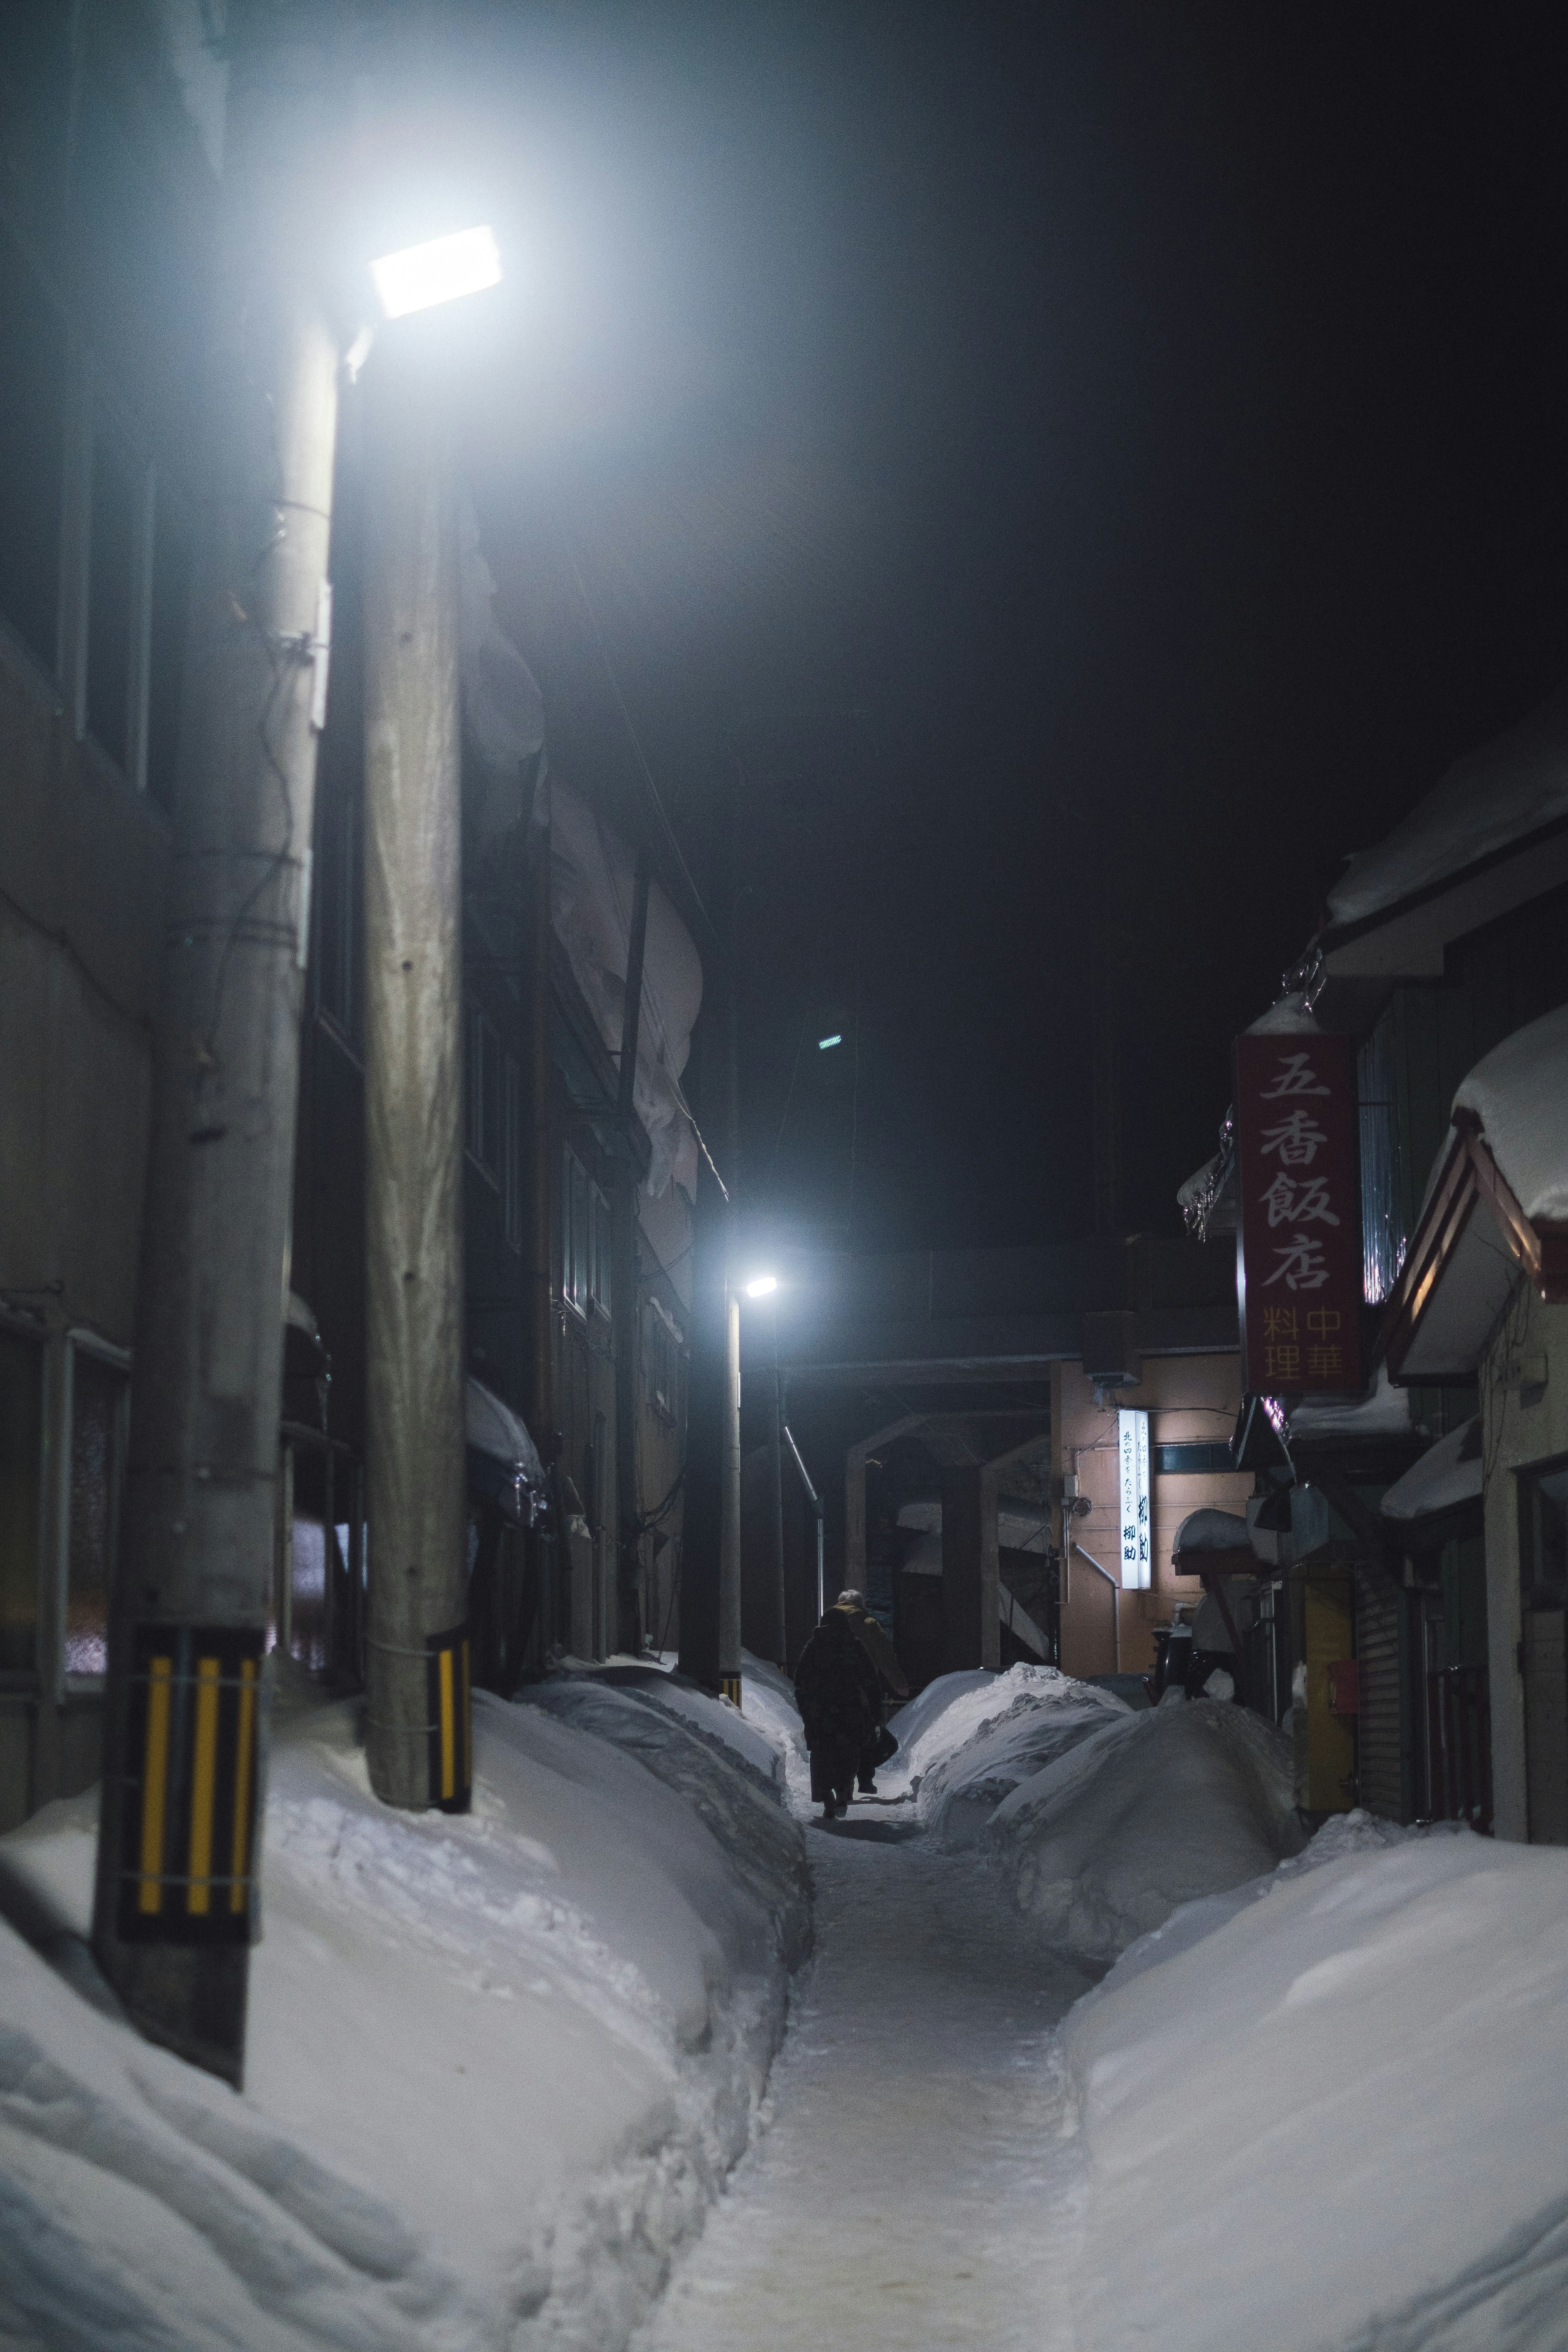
top-left (1235, 1031), bottom-right (1363, 1396)
top-left (1118, 1407), bottom-right (1152, 1589)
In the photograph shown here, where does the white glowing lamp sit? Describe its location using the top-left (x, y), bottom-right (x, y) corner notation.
top-left (371, 225), bottom-right (503, 319)
top-left (744, 1274), bottom-right (779, 1300)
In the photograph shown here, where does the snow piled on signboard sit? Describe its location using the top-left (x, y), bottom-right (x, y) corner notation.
top-left (0, 1682), bottom-right (806, 2352)
top-left (986, 1696), bottom-right (1303, 1966)
top-left (1061, 1823), bottom-right (1568, 2351)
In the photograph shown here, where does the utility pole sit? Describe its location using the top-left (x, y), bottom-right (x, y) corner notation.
top-left (1092, 921), bottom-right (1121, 1239)
top-left (613, 850), bottom-right (652, 1657)
top-left (361, 349), bottom-right (470, 1812)
top-left (92, 2), bottom-right (342, 2085)
top-left (763, 1318), bottom-right (786, 1667)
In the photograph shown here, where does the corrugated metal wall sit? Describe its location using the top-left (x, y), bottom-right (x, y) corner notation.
top-left (1356, 1572), bottom-right (1408, 1821)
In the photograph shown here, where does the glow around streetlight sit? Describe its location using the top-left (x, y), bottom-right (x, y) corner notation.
top-left (744, 1274), bottom-right (779, 1299)
top-left (371, 225), bottom-right (503, 319)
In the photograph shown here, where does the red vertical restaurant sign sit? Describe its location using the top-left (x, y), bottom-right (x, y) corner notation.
top-left (1235, 1031), bottom-right (1363, 1396)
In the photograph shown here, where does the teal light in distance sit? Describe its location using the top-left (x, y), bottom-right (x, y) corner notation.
top-left (818, 1033), bottom-right (842, 1050)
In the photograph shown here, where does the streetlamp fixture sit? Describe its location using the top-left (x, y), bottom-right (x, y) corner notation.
top-left (370, 224), bottom-right (503, 319)
top-left (744, 1273), bottom-right (779, 1299)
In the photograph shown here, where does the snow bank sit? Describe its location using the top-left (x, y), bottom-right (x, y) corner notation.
top-left (903, 1669), bottom-right (1130, 1849)
top-left (0, 1686), bottom-right (807, 2352)
top-left (987, 1697), bottom-right (1302, 1966)
top-left (880, 1666), bottom-right (1036, 1793)
top-left (1062, 1831), bottom-right (1568, 2352)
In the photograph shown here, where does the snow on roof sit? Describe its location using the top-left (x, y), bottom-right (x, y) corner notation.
top-left (1243, 992), bottom-right (1323, 1035)
top-left (1327, 680), bottom-right (1568, 930)
top-left (1381, 1417), bottom-right (1483, 1524)
top-left (465, 1374), bottom-right (545, 1483)
top-left (1286, 1361), bottom-right (1414, 1441)
top-left (1452, 1000), bottom-right (1568, 1222)
top-left (1171, 1508), bottom-right (1252, 1557)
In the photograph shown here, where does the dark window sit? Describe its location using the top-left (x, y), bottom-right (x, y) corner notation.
top-left (466, 1008), bottom-right (503, 1183)
top-left (504, 1056), bottom-right (523, 1251)
top-left (645, 1302), bottom-right (682, 1420)
top-left (1156, 1442), bottom-right (1234, 1475)
top-left (316, 777), bottom-right (359, 1040)
top-left (145, 475), bottom-right (192, 812)
top-left (564, 1147), bottom-right (590, 1314)
top-left (66, 1348), bottom-right (126, 1678)
top-left (86, 424), bottom-right (143, 770)
top-left (1358, 1011), bottom-right (1404, 1306)
top-left (0, 227), bottom-right (66, 673)
top-left (0, 1328), bottom-right (42, 1674)
top-left (591, 1180), bottom-right (611, 1317)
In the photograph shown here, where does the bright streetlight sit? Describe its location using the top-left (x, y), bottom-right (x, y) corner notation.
top-left (744, 1273), bottom-right (779, 1299)
top-left (371, 224), bottom-right (503, 319)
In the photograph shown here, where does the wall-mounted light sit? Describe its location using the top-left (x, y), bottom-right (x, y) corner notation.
top-left (744, 1274), bottom-right (779, 1299)
top-left (371, 225), bottom-right (503, 319)
top-left (817, 1034), bottom-right (842, 1051)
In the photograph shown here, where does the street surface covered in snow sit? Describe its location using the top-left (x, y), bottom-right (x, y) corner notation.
top-left (637, 1809), bottom-right (1089, 2352)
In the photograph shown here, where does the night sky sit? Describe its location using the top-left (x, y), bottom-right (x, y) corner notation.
top-left (449, 1), bottom-right (1568, 1251)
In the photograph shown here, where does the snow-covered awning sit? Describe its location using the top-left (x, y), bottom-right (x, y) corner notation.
top-left (1172, 1508), bottom-right (1254, 1565)
top-left (1383, 1007), bottom-right (1568, 1381)
top-left (466, 1377), bottom-right (546, 1521)
top-left (1381, 1419), bottom-right (1483, 1528)
top-left (1327, 682), bottom-right (1568, 932)
top-left (1287, 1364), bottom-right (1414, 1444)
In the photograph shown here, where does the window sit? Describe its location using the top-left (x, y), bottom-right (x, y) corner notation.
top-left (315, 771), bottom-right (360, 1042)
top-left (504, 1056), bottom-right (523, 1251)
top-left (0, 1328), bottom-right (43, 1675)
top-left (0, 227), bottom-right (67, 673)
top-left (65, 1343), bottom-right (128, 1681)
top-left (1358, 1011), bottom-right (1405, 1305)
top-left (562, 1148), bottom-right (611, 1318)
top-left (465, 1006), bottom-right (504, 1183)
top-left (645, 1298), bottom-right (684, 1421)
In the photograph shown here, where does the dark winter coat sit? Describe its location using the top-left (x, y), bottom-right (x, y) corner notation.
top-left (793, 1609), bottom-right (884, 1755)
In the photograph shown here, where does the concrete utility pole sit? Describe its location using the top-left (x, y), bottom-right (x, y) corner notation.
top-left (612, 851), bottom-right (651, 1656)
top-left (527, 808), bottom-right (557, 1642)
top-left (92, 2), bottom-right (342, 2085)
top-left (361, 352), bottom-right (470, 1812)
top-left (763, 1329), bottom-right (786, 1667)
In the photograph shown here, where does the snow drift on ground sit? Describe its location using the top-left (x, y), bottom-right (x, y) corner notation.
top-left (887, 1666), bottom-right (1130, 1848)
top-left (988, 1695), bottom-right (1303, 1965)
top-left (1062, 1824), bottom-right (1568, 2352)
top-left (0, 1677), bottom-right (807, 2352)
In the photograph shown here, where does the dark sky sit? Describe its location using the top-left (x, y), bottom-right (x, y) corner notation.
top-left (448, 0), bottom-right (1568, 1250)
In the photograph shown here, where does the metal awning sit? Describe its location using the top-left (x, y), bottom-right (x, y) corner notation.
top-left (1381, 1418), bottom-right (1483, 1532)
top-left (466, 1376), bottom-right (546, 1521)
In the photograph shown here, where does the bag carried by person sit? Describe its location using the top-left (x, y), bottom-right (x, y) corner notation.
top-left (865, 1721), bottom-right (898, 1769)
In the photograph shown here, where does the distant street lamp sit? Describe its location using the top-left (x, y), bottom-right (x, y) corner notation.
top-left (744, 1272), bottom-right (779, 1299)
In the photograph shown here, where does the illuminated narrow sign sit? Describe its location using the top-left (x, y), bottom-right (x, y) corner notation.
top-left (1235, 1031), bottom-right (1363, 1396)
top-left (1118, 1408), bottom-right (1151, 1590)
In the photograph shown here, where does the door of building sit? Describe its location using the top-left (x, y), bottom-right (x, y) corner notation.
top-left (1519, 1457), bottom-right (1568, 1846)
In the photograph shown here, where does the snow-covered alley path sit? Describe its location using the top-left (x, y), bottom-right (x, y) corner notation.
top-left (637, 1806), bottom-right (1092, 2352)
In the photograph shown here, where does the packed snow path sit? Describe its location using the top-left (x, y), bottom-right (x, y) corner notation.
top-left (637, 1804), bottom-right (1091, 2352)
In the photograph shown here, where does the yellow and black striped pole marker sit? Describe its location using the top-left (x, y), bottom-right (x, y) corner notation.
top-left (426, 1624), bottom-right (473, 1813)
top-left (720, 1672), bottom-right (743, 1706)
top-left (119, 1625), bottom-right (265, 1942)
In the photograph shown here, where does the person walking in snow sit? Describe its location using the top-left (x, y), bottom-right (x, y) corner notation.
top-left (792, 1603), bottom-right (884, 1819)
top-left (832, 1588), bottom-right (909, 1792)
